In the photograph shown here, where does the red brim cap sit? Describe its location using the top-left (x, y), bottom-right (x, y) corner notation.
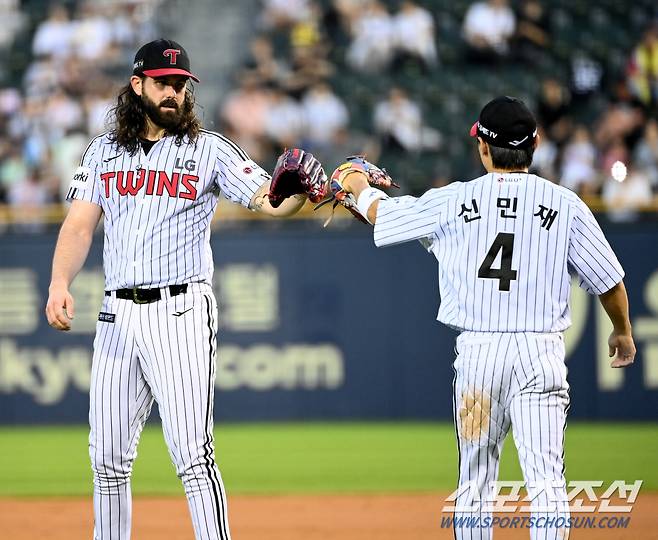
top-left (143, 68), bottom-right (200, 83)
top-left (469, 122), bottom-right (478, 137)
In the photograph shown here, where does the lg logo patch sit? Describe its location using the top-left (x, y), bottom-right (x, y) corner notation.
top-left (175, 158), bottom-right (197, 172)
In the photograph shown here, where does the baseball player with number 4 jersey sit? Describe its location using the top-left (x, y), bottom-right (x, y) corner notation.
top-left (45, 39), bottom-right (327, 540)
top-left (331, 96), bottom-right (636, 539)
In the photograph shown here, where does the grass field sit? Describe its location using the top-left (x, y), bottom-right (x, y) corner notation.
top-left (1, 422), bottom-right (656, 497)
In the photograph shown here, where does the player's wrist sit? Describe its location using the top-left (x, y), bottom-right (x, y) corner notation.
top-left (49, 278), bottom-right (69, 292)
top-left (356, 187), bottom-right (388, 224)
top-left (612, 324), bottom-right (632, 336)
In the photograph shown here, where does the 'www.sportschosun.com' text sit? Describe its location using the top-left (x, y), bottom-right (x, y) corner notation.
top-left (441, 516), bottom-right (631, 529)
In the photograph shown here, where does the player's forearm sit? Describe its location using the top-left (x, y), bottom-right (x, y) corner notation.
top-left (598, 281), bottom-right (632, 334)
top-left (249, 182), bottom-right (307, 217)
top-left (365, 200), bottom-right (380, 224)
top-left (269, 193), bottom-right (307, 216)
top-left (50, 223), bottom-right (94, 289)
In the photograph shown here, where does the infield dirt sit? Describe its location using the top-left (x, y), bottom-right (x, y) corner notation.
top-left (1, 492), bottom-right (656, 539)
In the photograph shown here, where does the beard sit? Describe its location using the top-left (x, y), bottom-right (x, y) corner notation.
top-left (141, 92), bottom-right (184, 131)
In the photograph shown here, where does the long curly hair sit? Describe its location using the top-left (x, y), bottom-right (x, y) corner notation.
top-left (107, 78), bottom-right (201, 155)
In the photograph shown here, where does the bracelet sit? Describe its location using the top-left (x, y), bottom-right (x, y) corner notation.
top-left (357, 187), bottom-right (388, 224)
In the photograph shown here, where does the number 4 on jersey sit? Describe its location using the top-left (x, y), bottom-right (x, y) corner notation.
top-left (478, 232), bottom-right (518, 291)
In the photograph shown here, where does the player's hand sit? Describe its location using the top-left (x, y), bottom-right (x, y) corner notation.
top-left (268, 148), bottom-right (327, 208)
top-left (46, 284), bottom-right (75, 331)
top-left (315, 157), bottom-right (399, 226)
top-left (330, 156), bottom-right (397, 196)
top-left (608, 332), bottom-right (635, 368)
top-left (340, 170), bottom-right (369, 194)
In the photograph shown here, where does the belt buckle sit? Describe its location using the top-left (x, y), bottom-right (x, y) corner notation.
top-left (132, 287), bottom-right (149, 304)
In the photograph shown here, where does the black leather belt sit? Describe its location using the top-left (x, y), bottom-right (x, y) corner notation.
top-left (105, 284), bottom-right (188, 304)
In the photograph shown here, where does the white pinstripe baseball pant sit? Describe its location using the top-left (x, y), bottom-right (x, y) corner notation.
top-left (89, 283), bottom-right (230, 540)
top-left (452, 331), bottom-right (571, 540)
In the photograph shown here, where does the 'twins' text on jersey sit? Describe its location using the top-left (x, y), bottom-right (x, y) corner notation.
top-left (67, 130), bottom-right (268, 290)
top-left (373, 172), bottom-right (624, 333)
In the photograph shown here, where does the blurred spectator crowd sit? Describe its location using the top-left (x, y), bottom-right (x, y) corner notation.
top-left (1, 0), bottom-right (657, 228)
top-left (220, 0), bottom-right (658, 222)
top-left (220, 0), bottom-right (444, 177)
top-left (0, 0), bottom-right (160, 229)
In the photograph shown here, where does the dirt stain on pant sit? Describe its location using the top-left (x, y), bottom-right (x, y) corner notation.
top-left (458, 388), bottom-right (492, 442)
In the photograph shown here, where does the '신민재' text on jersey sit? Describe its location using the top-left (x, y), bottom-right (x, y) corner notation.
top-left (373, 172), bottom-right (624, 332)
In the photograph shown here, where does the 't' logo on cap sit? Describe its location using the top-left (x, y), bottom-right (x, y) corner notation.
top-left (163, 49), bottom-right (181, 65)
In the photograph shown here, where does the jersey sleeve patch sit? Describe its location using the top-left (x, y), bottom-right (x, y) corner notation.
top-left (70, 166), bottom-right (91, 189)
top-left (217, 158), bottom-right (269, 208)
top-left (238, 160), bottom-right (270, 182)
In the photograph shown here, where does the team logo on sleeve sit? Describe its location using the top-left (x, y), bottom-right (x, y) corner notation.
top-left (240, 160), bottom-right (262, 178)
top-left (70, 166), bottom-right (91, 189)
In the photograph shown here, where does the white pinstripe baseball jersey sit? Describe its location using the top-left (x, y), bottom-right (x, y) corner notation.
top-left (373, 172), bottom-right (624, 333)
top-left (67, 129), bottom-right (268, 290)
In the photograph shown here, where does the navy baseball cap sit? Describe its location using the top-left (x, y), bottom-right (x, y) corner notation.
top-left (133, 39), bottom-right (200, 82)
top-left (469, 96), bottom-right (537, 149)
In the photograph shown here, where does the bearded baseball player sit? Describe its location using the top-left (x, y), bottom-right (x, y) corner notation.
top-left (327, 97), bottom-right (636, 539)
top-left (45, 38), bottom-right (326, 540)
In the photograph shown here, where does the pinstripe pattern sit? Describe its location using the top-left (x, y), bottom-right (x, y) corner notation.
top-left (373, 173), bottom-right (624, 332)
top-left (453, 332), bottom-right (570, 540)
top-left (67, 131), bottom-right (267, 290)
top-left (77, 128), bottom-right (265, 540)
top-left (371, 172), bottom-right (622, 539)
top-left (90, 284), bottom-right (231, 540)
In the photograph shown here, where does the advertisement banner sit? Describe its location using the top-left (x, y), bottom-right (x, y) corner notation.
top-left (0, 223), bottom-right (656, 423)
